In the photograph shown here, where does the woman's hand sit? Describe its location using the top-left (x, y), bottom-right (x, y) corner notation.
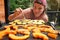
top-left (13, 8), bottom-right (23, 17)
top-left (8, 8), bottom-right (23, 21)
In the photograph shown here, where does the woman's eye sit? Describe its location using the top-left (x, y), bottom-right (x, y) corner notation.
top-left (39, 8), bottom-right (42, 10)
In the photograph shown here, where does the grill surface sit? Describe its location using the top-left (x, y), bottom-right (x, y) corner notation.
top-left (0, 24), bottom-right (60, 40)
top-left (1, 29), bottom-right (60, 40)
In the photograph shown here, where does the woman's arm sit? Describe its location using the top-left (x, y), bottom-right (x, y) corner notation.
top-left (8, 8), bottom-right (31, 21)
top-left (8, 8), bottom-right (22, 21)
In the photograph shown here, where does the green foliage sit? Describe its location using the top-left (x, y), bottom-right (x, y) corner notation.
top-left (10, 0), bottom-right (33, 11)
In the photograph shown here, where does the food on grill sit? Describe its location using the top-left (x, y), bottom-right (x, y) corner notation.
top-left (31, 20), bottom-right (45, 24)
top-left (0, 24), bottom-right (59, 40)
top-left (13, 19), bottom-right (21, 22)
top-left (32, 28), bottom-right (41, 33)
top-left (24, 24), bottom-right (38, 31)
top-left (9, 20), bottom-right (22, 25)
top-left (9, 22), bottom-right (16, 25)
top-left (0, 28), bottom-right (10, 39)
top-left (48, 33), bottom-right (58, 39)
top-left (38, 25), bottom-right (53, 29)
top-left (4, 25), bottom-right (18, 34)
top-left (5, 25), bottom-right (17, 29)
top-left (17, 29), bottom-right (30, 35)
top-left (0, 19), bottom-right (59, 40)
top-left (9, 34), bottom-right (30, 40)
top-left (33, 33), bottom-right (48, 40)
top-left (9, 29), bottom-right (30, 40)
top-left (39, 28), bottom-right (58, 34)
top-left (26, 27), bottom-right (37, 31)
top-left (32, 28), bottom-right (48, 40)
top-left (9, 19), bottom-right (45, 25)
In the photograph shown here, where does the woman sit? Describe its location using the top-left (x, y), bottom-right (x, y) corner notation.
top-left (8, 0), bottom-right (48, 22)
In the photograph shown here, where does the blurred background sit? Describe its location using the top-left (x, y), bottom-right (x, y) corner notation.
top-left (0, 0), bottom-right (60, 29)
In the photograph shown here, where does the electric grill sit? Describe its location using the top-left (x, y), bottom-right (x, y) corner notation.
top-left (0, 0), bottom-right (60, 40)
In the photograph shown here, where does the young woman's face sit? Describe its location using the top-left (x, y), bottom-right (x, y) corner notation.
top-left (33, 3), bottom-right (45, 17)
